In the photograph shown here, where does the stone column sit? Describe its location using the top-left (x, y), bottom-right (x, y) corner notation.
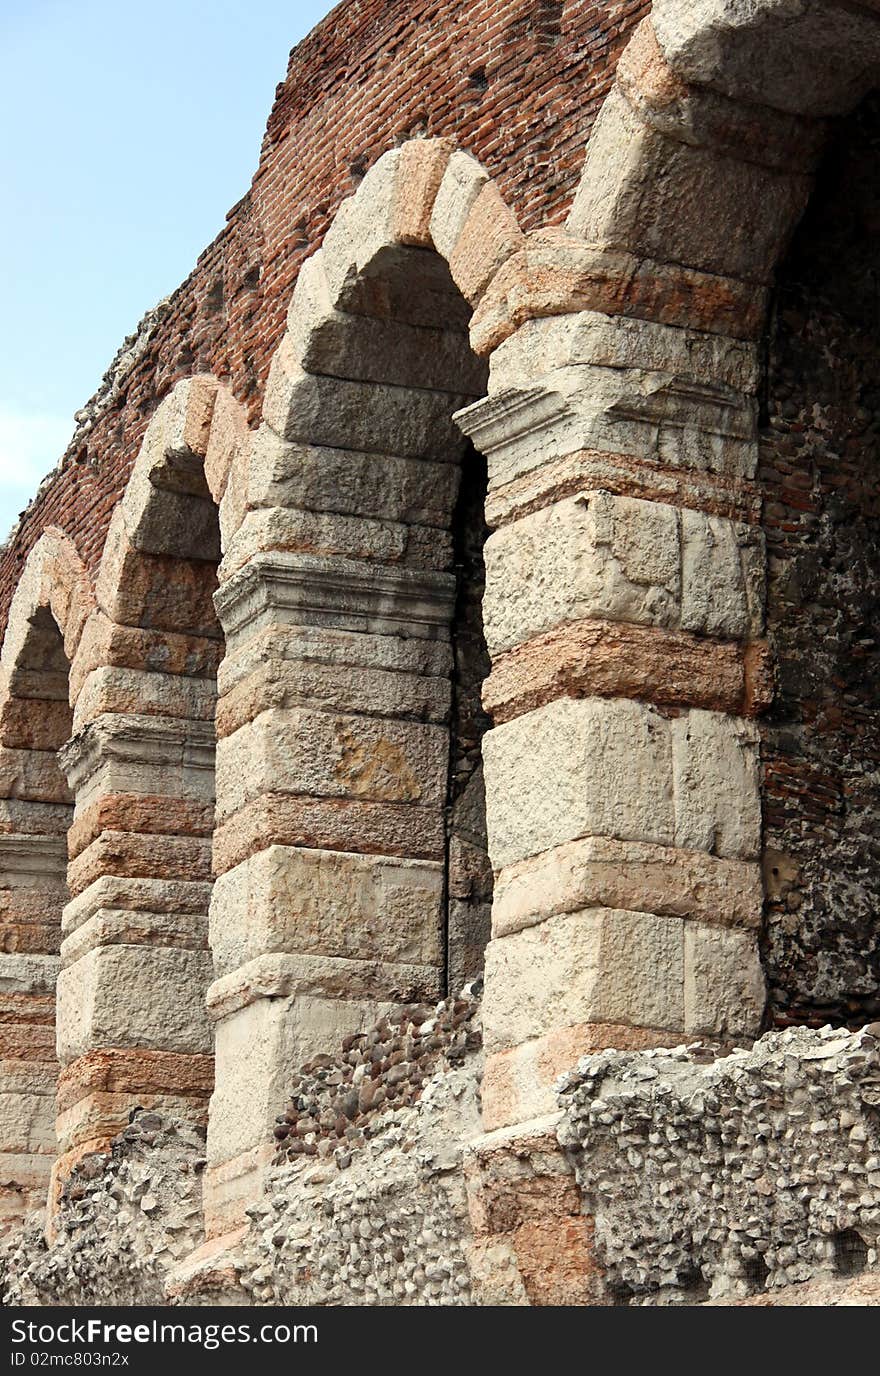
top-left (0, 830), bottom-right (66, 1227)
top-left (0, 609), bottom-right (74, 1226)
top-left (205, 546), bottom-right (456, 1233)
top-left (53, 705), bottom-right (215, 1183)
top-left (457, 310), bottom-right (770, 1131)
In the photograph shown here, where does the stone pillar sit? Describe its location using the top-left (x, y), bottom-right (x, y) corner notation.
top-left (0, 831), bottom-right (66, 1227)
top-left (457, 311), bottom-right (770, 1131)
top-left (205, 547), bottom-right (456, 1233)
top-left (0, 606), bottom-right (74, 1226)
top-left (53, 704), bottom-right (215, 1183)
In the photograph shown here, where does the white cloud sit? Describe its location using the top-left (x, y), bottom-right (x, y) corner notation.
top-left (0, 402), bottom-right (74, 541)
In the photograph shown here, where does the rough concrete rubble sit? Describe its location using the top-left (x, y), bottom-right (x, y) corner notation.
top-left (558, 1024), bottom-right (880, 1303)
top-left (2, 1115), bottom-right (206, 1307)
top-left (274, 985), bottom-right (483, 1165)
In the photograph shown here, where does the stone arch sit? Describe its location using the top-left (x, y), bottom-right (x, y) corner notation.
top-left (454, 0), bottom-right (880, 1135)
top-left (205, 140), bottom-right (523, 1232)
top-left (0, 529), bottom-right (93, 1226)
top-left (51, 376), bottom-right (249, 1195)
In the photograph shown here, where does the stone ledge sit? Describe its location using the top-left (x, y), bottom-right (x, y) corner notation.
top-left (484, 618), bottom-right (773, 724)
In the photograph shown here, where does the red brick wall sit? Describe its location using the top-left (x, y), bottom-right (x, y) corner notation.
top-left (0, 0), bottom-right (648, 636)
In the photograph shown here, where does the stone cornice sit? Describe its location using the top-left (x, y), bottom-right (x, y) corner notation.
top-left (214, 551), bottom-right (456, 644)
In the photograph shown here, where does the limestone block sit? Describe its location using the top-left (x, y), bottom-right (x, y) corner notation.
top-left (448, 181), bottom-right (525, 304)
top-left (218, 506), bottom-right (452, 581)
top-left (0, 747), bottom-right (71, 804)
top-left (216, 655), bottom-right (450, 738)
top-left (483, 906), bottom-right (685, 1053)
top-left (671, 709), bottom-right (761, 859)
top-left (651, 0), bottom-right (880, 118)
top-left (320, 154), bottom-right (399, 298)
top-left (684, 922), bottom-right (765, 1037)
top-left (120, 464), bottom-right (219, 562)
top-left (0, 834), bottom-right (67, 887)
top-left (207, 992), bottom-right (387, 1164)
top-left (215, 708), bottom-right (449, 822)
top-left (203, 383), bottom-right (251, 505)
top-left (492, 835), bottom-right (764, 937)
top-left (215, 551), bottom-right (455, 649)
top-left (392, 137), bottom-right (454, 247)
top-left (60, 713), bottom-right (216, 811)
top-left (567, 85), bottom-right (811, 282)
top-left (288, 252), bottom-right (485, 394)
top-left (483, 491), bottom-right (681, 656)
top-left (212, 790), bottom-right (446, 876)
top-left (429, 150), bottom-right (491, 262)
top-left (60, 908), bottom-right (208, 968)
top-left (69, 610), bottom-right (222, 704)
top-left (72, 667), bottom-right (217, 733)
top-left (615, 19), bottom-right (828, 170)
top-left (245, 426), bottom-right (461, 530)
top-left (0, 1088), bottom-right (56, 1154)
top-left (469, 232), bottom-right (767, 357)
top-left (482, 697), bottom-right (675, 869)
top-left (0, 529), bottom-right (94, 673)
top-left (209, 845), bottom-right (444, 976)
top-left (489, 310), bottom-right (760, 396)
top-left (263, 335), bottom-right (472, 461)
top-left (0, 799), bottom-right (71, 837)
top-left (66, 832), bottom-right (212, 898)
top-left (217, 622), bottom-right (451, 700)
top-left (62, 875), bottom-right (212, 936)
top-left (56, 945), bottom-right (213, 1062)
top-left (680, 509), bottom-right (765, 637)
top-left (96, 509), bottom-right (221, 638)
top-left (0, 952), bottom-right (59, 996)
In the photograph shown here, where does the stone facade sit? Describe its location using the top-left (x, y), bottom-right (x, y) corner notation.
top-left (2, 0), bottom-right (880, 1306)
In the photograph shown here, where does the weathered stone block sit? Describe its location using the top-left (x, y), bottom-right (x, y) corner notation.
top-left (568, 85), bottom-right (811, 283)
top-left (483, 697), bottom-right (675, 869)
top-left (209, 845), bottom-right (444, 975)
top-left (483, 491), bottom-right (681, 654)
top-left (215, 708), bottom-right (449, 823)
top-left (684, 922), bottom-right (765, 1036)
top-left (56, 946), bottom-right (212, 1062)
top-left (488, 310), bottom-right (760, 396)
top-left (245, 427), bottom-right (461, 530)
top-left (483, 906), bottom-right (684, 1053)
top-left (263, 337), bottom-right (472, 461)
top-left (219, 507), bottom-right (451, 581)
top-left (680, 508), bottom-right (764, 638)
top-left (671, 709), bottom-right (761, 858)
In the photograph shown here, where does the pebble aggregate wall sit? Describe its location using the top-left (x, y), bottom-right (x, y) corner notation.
top-left (558, 1025), bottom-right (880, 1304)
top-left (760, 92), bottom-right (880, 1026)
top-left (0, 0), bottom-right (648, 630)
top-left (239, 1059), bottom-right (480, 1306)
top-left (8, 1018), bottom-right (880, 1306)
top-left (1, 992), bottom-right (484, 1307)
top-left (273, 986), bottom-right (482, 1165)
top-left (2, 1115), bottom-right (206, 1307)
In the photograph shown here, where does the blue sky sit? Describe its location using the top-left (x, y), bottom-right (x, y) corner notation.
top-left (0, 0), bottom-right (334, 542)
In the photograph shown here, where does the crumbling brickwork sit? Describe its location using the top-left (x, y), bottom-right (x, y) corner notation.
top-left (760, 93), bottom-right (880, 1028)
